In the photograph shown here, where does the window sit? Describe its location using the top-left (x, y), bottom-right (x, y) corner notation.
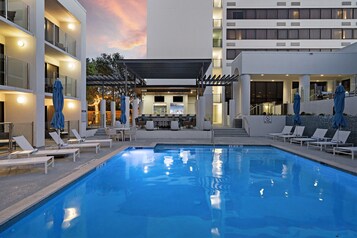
top-left (343, 29), bottom-right (352, 39)
top-left (288, 29), bottom-right (299, 39)
top-left (246, 9), bottom-right (256, 19)
top-left (289, 9), bottom-right (300, 19)
top-left (332, 29), bottom-right (342, 39)
top-left (267, 29), bottom-right (278, 39)
top-left (154, 96), bottom-right (165, 102)
top-left (256, 29), bottom-right (267, 39)
top-left (300, 9), bottom-right (310, 19)
top-left (227, 49), bottom-right (237, 60)
top-left (278, 9), bottom-right (289, 19)
top-left (321, 29), bottom-right (331, 39)
top-left (332, 9), bottom-right (343, 19)
top-left (173, 96), bottom-right (183, 103)
top-left (278, 29), bottom-right (288, 39)
top-left (343, 9), bottom-right (353, 19)
top-left (321, 9), bottom-right (332, 18)
top-left (310, 9), bottom-right (321, 19)
top-left (256, 9), bottom-right (267, 19)
top-left (246, 29), bottom-right (256, 39)
top-left (299, 29), bottom-right (309, 39)
top-left (267, 9), bottom-right (278, 19)
top-left (227, 29), bottom-right (236, 40)
top-left (233, 10), bottom-right (244, 19)
top-left (310, 29), bottom-right (321, 39)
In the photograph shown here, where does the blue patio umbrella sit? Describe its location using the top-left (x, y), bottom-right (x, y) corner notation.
top-left (50, 79), bottom-right (65, 132)
top-left (120, 95), bottom-right (126, 124)
top-left (332, 84), bottom-right (347, 129)
top-left (293, 93), bottom-right (301, 125)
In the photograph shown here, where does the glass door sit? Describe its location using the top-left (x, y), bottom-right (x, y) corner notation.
top-left (0, 44), bottom-right (4, 85)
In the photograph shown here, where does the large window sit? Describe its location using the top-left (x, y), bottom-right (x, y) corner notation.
top-left (251, 82), bottom-right (283, 104)
top-left (227, 8), bottom-right (357, 20)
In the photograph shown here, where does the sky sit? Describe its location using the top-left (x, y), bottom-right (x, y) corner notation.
top-left (77, 0), bottom-right (147, 59)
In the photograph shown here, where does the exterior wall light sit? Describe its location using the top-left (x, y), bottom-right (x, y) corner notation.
top-left (68, 102), bottom-right (75, 109)
top-left (17, 96), bottom-right (26, 104)
top-left (68, 23), bottom-right (75, 30)
top-left (17, 40), bottom-right (25, 47)
top-left (68, 63), bottom-right (75, 69)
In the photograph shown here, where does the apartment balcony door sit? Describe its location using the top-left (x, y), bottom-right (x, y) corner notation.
top-left (0, 44), bottom-right (4, 85)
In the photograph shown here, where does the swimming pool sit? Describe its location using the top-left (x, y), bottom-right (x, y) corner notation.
top-left (1, 145), bottom-right (357, 237)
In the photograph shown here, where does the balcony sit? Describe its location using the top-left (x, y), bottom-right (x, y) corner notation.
top-left (213, 59), bottom-right (222, 68)
top-left (213, 0), bottom-right (222, 8)
top-left (213, 94), bottom-right (222, 103)
top-left (0, 0), bottom-right (29, 30)
top-left (45, 75), bottom-right (77, 97)
top-left (213, 19), bottom-right (222, 28)
top-left (0, 54), bottom-right (29, 89)
top-left (213, 39), bottom-right (222, 48)
top-left (45, 18), bottom-right (77, 57)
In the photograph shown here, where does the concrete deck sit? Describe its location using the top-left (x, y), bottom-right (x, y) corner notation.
top-left (0, 136), bottom-right (357, 227)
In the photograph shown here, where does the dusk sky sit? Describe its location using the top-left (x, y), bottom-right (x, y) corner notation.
top-left (77, 0), bottom-right (147, 59)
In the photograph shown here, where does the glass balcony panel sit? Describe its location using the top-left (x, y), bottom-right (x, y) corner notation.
top-left (213, 94), bottom-right (221, 103)
top-left (6, 56), bottom-right (28, 89)
top-left (58, 75), bottom-right (77, 97)
top-left (45, 77), bottom-right (55, 94)
top-left (213, 19), bottom-right (222, 28)
top-left (45, 19), bottom-right (55, 44)
top-left (7, 0), bottom-right (29, 30)
top-left (55, 27), bottom-right (66, 51)
top-left (66, 34), bottom-right (76, 57)
top-left (0, 0), bottom-right (5, 18)
top-left (0, 53), bottom-right (4, 85)
top-left (213, 39), bottom-right (222, 48)
top-left (213, 0), bottom-right (222, 8)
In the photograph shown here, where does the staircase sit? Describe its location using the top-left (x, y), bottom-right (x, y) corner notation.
top-left (94, 128), bottom-right (107, 136)
top-left (213, 128), bottom-right (249, 137)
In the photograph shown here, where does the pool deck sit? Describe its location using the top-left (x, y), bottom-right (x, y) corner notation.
top-left (0, 135), bottom-right (357, 226)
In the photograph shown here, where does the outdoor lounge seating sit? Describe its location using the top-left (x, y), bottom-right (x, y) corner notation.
top-left (170, 121), bottom-right (180, 131)
top-left (0, 156), bottom-right (54, 174)
top-left (267, 126), bottom-right (293, 140)
top-left (10, 136), bottom-right (80, 162)
top-left (49, 132), bottom-right (100, 154)
top-left (307, 130), bottom-right (351, 151)
top-left (290, 128), bottom-right (328, 146)
top-left (145, 121), bottom-right (155, 131)
top-left (123, 127), bottom-right (137, 141)
top-left (276, 126), bottom-right (305, 142)
top-left (69, 129), bottom-right (112, 148)
top-left (333, 147), bottom-right (357, 160)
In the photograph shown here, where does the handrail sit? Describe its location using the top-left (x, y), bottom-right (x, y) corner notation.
top-left (242, 116), bottom-right (250, 136)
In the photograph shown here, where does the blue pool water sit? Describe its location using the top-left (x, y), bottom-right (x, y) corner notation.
top-left (1, 145), bottom-right (357, 238)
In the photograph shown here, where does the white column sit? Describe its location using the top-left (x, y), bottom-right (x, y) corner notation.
top-left (132, 98), bottom-right (139, 127)
top-left (110, 101), bottom-right (116, 127)
top-left (100, 99), bottom-right (106, 128)
top-left (232, 81), bottom-right (239, 116)
top-left (299, 75), bottom-right (310, 102)
top-left (283, 78), bottom-right (292, 103)
top-left (203, 87), bottom-right (213, 122)
top-left (327, 80), bottom-right (336, 93)
top-left (197, 96), bottom-right (206, 130)
top-left (229, 99), bottom-right (235, 127)
top-left (125, 96), bottom-right (130, 128)
top-left (241, 74), bottom-right (251, 116)
top-left (223, 101), bottom-right (227, 126)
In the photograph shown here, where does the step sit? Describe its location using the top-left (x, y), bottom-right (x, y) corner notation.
top-left (213, 128), bottom-right (249, 137)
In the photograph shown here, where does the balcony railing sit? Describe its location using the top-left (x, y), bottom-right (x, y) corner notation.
top-left (213, 94), bottom-right (222, 103)
top-left (213, 19), bottom-right (222, 28)
top-left (0, 54), bottom-right (29, 89)
top-left (0, 0), bottom-right (29, 30)
top-left (213, 39), bottom-right (222, 48)
top-left (45, 18), bottom-right (77, 57)
top-left (45, 75), bottom-right (77, 97)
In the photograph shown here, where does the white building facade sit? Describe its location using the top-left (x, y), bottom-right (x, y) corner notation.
top-left (147, 0), bottom-right (357, 126)
top-left (0, 0), bottom-right (86, 147)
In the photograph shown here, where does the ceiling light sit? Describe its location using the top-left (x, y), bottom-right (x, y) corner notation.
top-left (17, 40), bottom-right (25, 47)
top-left (68, 23), bottom-right (75, 30)
top-left (17, 96), bottom-right (25, 104)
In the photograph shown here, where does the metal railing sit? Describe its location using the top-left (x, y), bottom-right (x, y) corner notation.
top-left (0, 54), bottom-right (29, 89)
top-left (0, 0), bottom-right (29, 30)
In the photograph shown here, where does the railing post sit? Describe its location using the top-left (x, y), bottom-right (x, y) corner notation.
top-left (8, 122), bottom-right (13, 152)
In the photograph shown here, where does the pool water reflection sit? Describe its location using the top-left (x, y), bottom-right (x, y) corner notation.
top-left (1, 145), bottom-right (357, 238)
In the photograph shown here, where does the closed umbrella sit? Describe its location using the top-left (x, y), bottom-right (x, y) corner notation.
top-left (50, 79), bottom-right (64, 133)
top-left (293, 93), bottom-right (301, 125)
top-left (332, 84), bottom-right (347, 129)
top-left (120, 95), bottom-right (126, 125)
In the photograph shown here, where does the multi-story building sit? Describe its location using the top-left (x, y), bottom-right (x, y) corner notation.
top-left (0, 0), bottom-right (86, 147)
top-left (148, 0), bottom-right (357, 125)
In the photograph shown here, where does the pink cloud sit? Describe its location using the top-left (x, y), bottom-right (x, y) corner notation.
top-left (78, 0), bottom-right (147, 58)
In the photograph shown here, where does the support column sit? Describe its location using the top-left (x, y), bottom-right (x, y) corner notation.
top-left (132, 98), bottom-right (139, 127)
top-left (241, 74), bottom-right (251, 116)
top-left (299, 75), bottom-right (310, 102)
top-left (110, 101), bottom-right (116, 127)
top-left (327, 80), bottom-right (335, 93)
top-left (232, 81), bottom-right (239, 116)
top-left (203, 87), bottom-right (213, 122)
top-left (100, 99), bottom-right (106, 128)
top-left (125, 96), bottom-right (130, 128)
top-left (283, 78), bottom-right (292, 104)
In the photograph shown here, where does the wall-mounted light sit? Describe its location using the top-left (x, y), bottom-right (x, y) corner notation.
top-left (68, 23), bottom-right (75, 30)
top-left (17, 40), bottom-right (25, 47)
top-left (68, 102), bottom-right (75, 109)
top-left (68, 63), bottom-right (75, 69)
top-left (17, 96), bottom-right (26, 104)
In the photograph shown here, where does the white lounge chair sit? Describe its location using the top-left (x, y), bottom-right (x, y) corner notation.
top-left (290, 128), bottom-right (328, 146)
top-left (276, 126), bottom-right (305, 142)
top-left (307, 130), bottom-right (351, 151)
top-left (0, 156), bottom-right (54, 174)
top-left (68, 129), bottom-right (112, 148)
top-left (333, 147), bottom-right (357, 160)
top-left (49, 132), bottom-right (100, 154)
top-left (170, 121), bottom-right (180, 131)
top-left (268, 126), bottom-right (293, 140)
top-left (10, 136), bottom-right (80, 162)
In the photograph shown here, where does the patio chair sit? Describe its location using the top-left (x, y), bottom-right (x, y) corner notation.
top-left (123, 127), bottom-right (137, 141)
top-left (290, 128), bottom-right (328, 146)
top-left (267, 126), bottom-right (293, 140)
top-left (69, 129), bottom-right (112, 148)
top-left (105, 127), bottom-right (121, 141)
top-left (333, 146), bottom-right (357, 160)
top-left (276, 126), bottom-right (305, 142)
top-left (49, 132), bottom-right (100, 154)
top-left (307, 130), bottom-right (351, 151)
top-left (0, 156), bottom-right (54, 174)
top-left (170, 121), bottom-right (180, 131)
top-left (9, 136), bottom-right (80, 162)
top-left (145, 121), bottom-right (155, 131)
